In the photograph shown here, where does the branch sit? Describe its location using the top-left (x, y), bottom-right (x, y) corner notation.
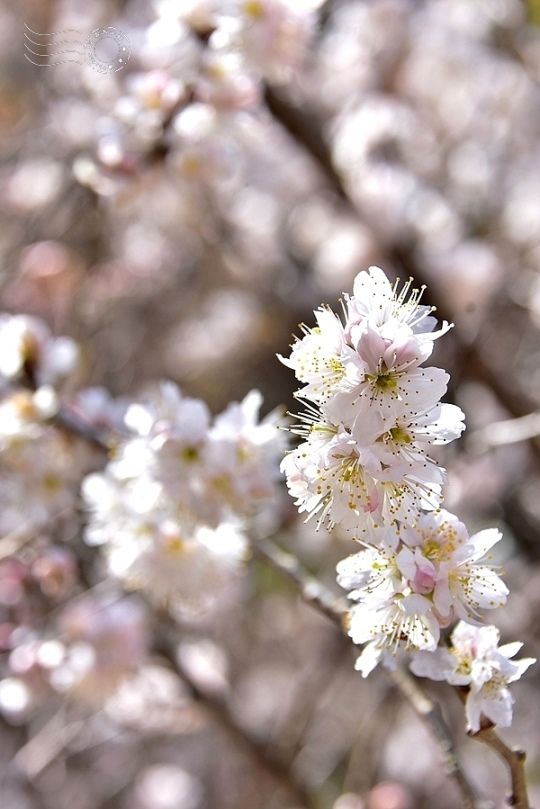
top-left (454, 689), bottom-right (532, 809)
top-left (0, 522), bottom-right (40, 562)
top-left (388, 667), bottom-right (479, 809)
top-left (472, 727), bottom-right (530, 809)
top-left (251, 535), bottom-right (349, 625)
top-left (54, 406), bottom-right (114, 452)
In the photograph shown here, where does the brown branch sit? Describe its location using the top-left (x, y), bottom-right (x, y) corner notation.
top-left (54, 406), bottom-right (114, 452)
top-left (454, 689), bottom-right (532, 809)
top-left (472, 728), bottom-right (530, 809)
top-left (0, 522), bottom-right (40, 561)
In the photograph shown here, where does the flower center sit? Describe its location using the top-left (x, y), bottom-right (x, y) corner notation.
top-left (389, 425), bottom-right (411, 444)
top-left (366, 372), bottom-right (398, 391)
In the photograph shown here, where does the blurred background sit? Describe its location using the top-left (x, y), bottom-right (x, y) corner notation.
top-left (3, 0), bottom-right (540, 807)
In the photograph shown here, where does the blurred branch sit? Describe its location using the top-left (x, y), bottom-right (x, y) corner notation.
top-left (272, 632), bottom-right (352, 762)
top-left (53, 406), bottom-right (116, 452)
top-left (0, 522), bottom-right (40, 562)
top-left (251, 535), bottom-right (349, 624)
top-left (13, 706), bottom-right (87, 779)
top-left (155, 625), bottom-right (317, 809)
top-left (467, 410), bottom-right (540, 454)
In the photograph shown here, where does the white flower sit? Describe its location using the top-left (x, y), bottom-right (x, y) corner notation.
top-left (347, 594), bottom-right (442, 677)
top-left (107, 516), bottom-right (247, 615)
top-left (68, 387), bottom-right (132, 432)
top-left (399, 510), bottom-right (509, 623)
top-left (345, 266), bottom-right (451, 347)
top-left (278, 307), bottom-right (348, 404)
top-left (410, 622), bottom-right (536, 732)
top-left (331, 351), bottom-right (451, 425)
top-left (207, 389), bottom-right (287, 514)
top-left (0, 314), bottom-right (79, 386)
top-left (281, 412), bottom-right (444, 534)
top-left (83, 384), bottom-right (284, 613)
top-left (232, 0), bottom-right (316, 84)
top-left (0, 389), bottom-right (93, 533)
top-left (338, 539), bottom-right (440, 672)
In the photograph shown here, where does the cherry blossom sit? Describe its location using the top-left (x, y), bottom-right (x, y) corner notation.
top-left (410, 622), bottom-right (535, 732)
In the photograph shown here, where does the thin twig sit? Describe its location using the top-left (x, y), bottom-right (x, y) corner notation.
top-left (467, 411), bottom-right (540, 454)
top-left (251, 535), bottom-right (349, 624)
top-left (13, 706), bottom-right (82, 778)
top-left (54, 406), bottom-right (113, 452)
top-left (0, 522), bottom-right (40, 561)
top-left (388, 667), bottom-right (479, 809)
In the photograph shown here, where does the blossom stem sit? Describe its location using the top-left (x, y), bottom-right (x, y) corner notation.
top-left (471, 728), bottom-right (530, 809)
top-left (389, 667), bottom-right (479, 809)
top-left (251, 535), bottom-right (349, 625)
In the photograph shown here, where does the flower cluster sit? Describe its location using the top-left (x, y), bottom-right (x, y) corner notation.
top-left (280, 266), bottom-right (463, 532)
top-left (337, 510), bottom-right (508, 676)
top-left (83, 383), bottom-right (286, 614)
top-left (0, 315), bottom-right (93, 536)
top-left (281, 266), bottom-right (534, 729)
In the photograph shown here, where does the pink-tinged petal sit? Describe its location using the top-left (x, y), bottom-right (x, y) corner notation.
top-left (397, 547), bottom-right (436, 594)
top-left (433, 579), bottom-right (453, 618)
top-left (355, 323), bottom-right (388, 370)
